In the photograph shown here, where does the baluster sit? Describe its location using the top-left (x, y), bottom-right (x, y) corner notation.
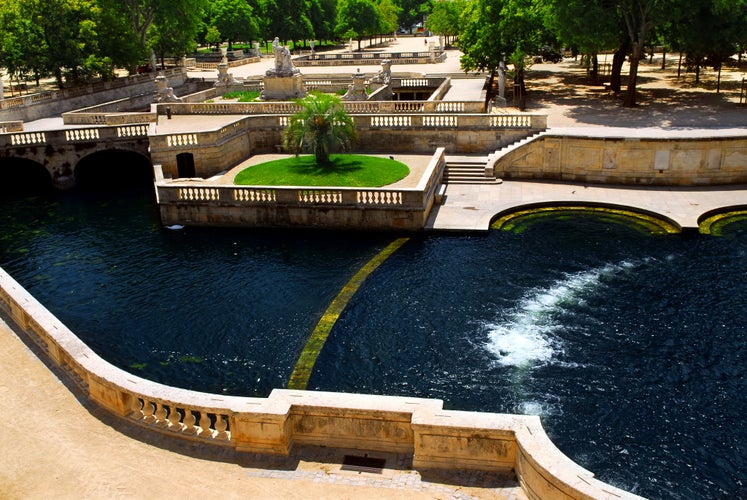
top-left (155, 403), bottom-right (168, 426)
top-left (142, 399), bottom-right (156, 423)
top-left (183, 409), bottom-right (197, 434)
top-left (198, 412), bottom-right (213, 438)
top-left (214, 415), bottom-right (229, 440)
top-left (129, 394), bottom-right (143, 416)
top-left (168, 406), bottom-right (184, 431)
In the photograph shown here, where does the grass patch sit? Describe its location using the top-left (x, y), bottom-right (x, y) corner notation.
top-left (222, 90), bottom-right (261, 102)
top-left (234, 155), bottom-right (410, 187)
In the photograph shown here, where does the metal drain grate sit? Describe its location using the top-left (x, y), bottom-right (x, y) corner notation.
top-left (341, 455), bottom-right (386, 474)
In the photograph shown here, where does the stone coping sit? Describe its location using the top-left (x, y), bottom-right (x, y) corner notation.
top-left (0, 261), bottom-right (642, 500)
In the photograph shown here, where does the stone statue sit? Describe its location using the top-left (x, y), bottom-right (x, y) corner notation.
top-left (371, 59), bottom-right (392, 85)
top-left (268, 37), bottom-right (297, 76)
top-left (495, 61), bottom-right (507, 108)
top-left (342, 69), bottom-right (368, 101)
top-left (262, 36), bottom-right (305, 99)
top-left (155, 74), bottom-right (183, 103)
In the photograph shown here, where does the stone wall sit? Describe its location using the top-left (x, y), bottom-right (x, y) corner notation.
top-left (0, 265), bottom-right (642, 499)
top-left (149, 114), bottom-right (545, 179)
top-left (491, 132), bottom-right (747, 186)
top-left (0, 68), bottom-right (188, 122)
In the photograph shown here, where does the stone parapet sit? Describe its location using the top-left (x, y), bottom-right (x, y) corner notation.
top-left (491, 130), bottom-right (747, 186)
top-left (0, 265), bottom-right (642, 499)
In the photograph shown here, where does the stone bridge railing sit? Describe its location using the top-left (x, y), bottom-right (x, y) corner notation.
top-left (0, 260), bottom-right (641, 500)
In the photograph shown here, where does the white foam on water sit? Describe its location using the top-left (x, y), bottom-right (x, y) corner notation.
top-left (484, 262), bottom-right (634, 368)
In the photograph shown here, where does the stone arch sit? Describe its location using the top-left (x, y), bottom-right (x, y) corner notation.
top-left (74, 149), bottom-right (153, 190)
top-left (0, 157), bottom-right (53, 196)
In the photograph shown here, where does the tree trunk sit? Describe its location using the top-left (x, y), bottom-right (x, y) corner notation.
top-left (610, 38), bottom-right (630, 94)
top-left (591, 53), bottom-right (599, 83)
top-left (624, 41), bottom-right (642, 107)
top-left (677, 52), bottom-right (683, 77)
top-left (661, 49), bottom-right (666, 70)
top-left (717, 64), bottom-right (722, 93)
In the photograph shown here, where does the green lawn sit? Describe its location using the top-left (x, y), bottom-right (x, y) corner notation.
top-left (233, 155), bottom-right (410, 187)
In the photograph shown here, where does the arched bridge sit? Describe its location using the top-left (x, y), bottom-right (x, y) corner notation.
top-left (0, 124), bottom-right (151, 189)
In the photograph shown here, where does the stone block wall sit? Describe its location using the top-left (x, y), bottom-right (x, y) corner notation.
top-left (494, 133), bottom-right (747, 186)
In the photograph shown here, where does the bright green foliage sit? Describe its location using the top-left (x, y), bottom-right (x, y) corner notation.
top-left (282, 92), bottom-right (357, 166)
top-left (543, 0), bottom-right (622, 55)
top-left (336, 0), bottom-right (380, 49)
top-left (377, 0), bottom-right (401, 35)
top-left (260, 0), bottom-right (314, 44)
top-left (460, 0), bottom-right (546, 74)
top-left (149, 0), bottom-right (206, 61)
top-left (427, 0), bottom-right (466, 45)
top-left (398, 0), bottom-right (431, 31)
top-left (208, 0), bottom-right (259, 50)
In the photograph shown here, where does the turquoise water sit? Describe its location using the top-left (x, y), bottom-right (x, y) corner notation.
top-left (1, 187), bottom-right (745, 499)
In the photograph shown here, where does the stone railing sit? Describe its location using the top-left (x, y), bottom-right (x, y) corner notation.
top-left (0, 121), bottom-right (24, 133)
top-left (0, 68), bottom-right (185, 111)
top-left (0, 263), bottom-right (641, 500)
top-left (155, 148), bottom-right (447, 230)
top-left (155, 99), bottom-right (487, 116)
top-left (294, 51), bottom-right (446, 66)
top-left (1, 124), bottom-right (149, 148)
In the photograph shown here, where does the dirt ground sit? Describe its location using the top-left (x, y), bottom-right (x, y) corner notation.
top-left (519, 54), bottom-right (747, 129)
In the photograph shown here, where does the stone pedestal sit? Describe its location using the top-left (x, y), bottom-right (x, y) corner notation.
top-left (262, 73), bottom-right (306, 100)
top-left (342, 70), bottom-right (368, 101)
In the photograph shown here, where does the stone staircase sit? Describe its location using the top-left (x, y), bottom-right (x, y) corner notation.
top-left (443, 155), bottom-right (499, 184)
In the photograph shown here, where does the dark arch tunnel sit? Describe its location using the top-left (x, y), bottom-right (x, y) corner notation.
top-left (0, 157), bottom-right (53, 197)
top-left (75, 150), bottom-right (153, 191)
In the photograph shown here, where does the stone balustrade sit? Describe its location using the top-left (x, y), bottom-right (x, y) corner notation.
top-left (0, 121), bottom-right (24, 133)
top-left (0, 68), bottom-right (186, 111)
top-left (1, 125), bottom-right (149, 149)
top-left (155, 99), bottom-right (485, 115)
top-left (154, 148), bottom-right (447, 230)
top-left (294, 51), bottom-right (446, 66)
top-left (0, 260), bottom-right (641, 500)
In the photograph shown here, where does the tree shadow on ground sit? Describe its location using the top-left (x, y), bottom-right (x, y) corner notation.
top-left (289, 157), bottom-right (364, 176)
top-left (523, 63), bottom-right (747, 129)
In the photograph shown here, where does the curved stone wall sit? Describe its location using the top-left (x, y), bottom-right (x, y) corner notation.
top-left (491, 130), bottom-right (747, 186)
top-left (0, 266), bottom-right (642, 499)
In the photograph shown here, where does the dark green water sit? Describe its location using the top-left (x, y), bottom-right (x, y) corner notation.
top-left (1, 187), bottom-right (745, 499)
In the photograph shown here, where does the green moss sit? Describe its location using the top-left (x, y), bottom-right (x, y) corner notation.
top-left (491, 206), bottom-right (679, 235)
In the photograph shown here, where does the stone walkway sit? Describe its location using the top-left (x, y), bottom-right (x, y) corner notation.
top-left (0, 311), bottom-right (526, 499)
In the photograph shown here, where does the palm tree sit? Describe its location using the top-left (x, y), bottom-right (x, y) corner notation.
top-left (282, 92), bottom-right (357, 166)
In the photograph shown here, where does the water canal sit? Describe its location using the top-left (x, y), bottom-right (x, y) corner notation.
top-left (1, 186), bottom-right (745, 499)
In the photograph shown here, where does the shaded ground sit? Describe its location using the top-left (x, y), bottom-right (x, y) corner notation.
top-left (519, 55), bottom-right (747, 129)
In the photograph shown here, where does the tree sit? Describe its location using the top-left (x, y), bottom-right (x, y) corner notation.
top-left (460, 0), bottom-right (546, 107)
top-left (260, 0), bottom-right (314, 46)
top-left (283, 92), bottom-right (357, 166)
top-left (427, 0), bottom-right (465, 46)
top-left (336, 0), bottom-right (380, 50)
top-left (208, 0), bottom-right (258, 50)
top-left (543, 0), bottom-right (623, 83)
